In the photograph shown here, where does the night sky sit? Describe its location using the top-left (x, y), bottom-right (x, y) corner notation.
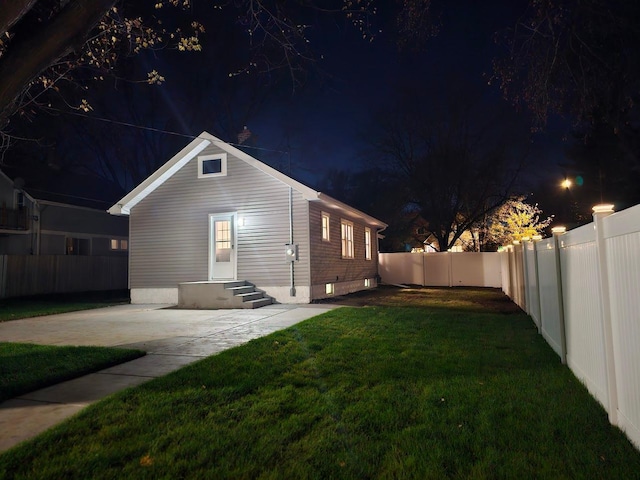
top-left (241, 0), bottom-right (566, 186)
top-left (6, 1), bottom-right (574, 213)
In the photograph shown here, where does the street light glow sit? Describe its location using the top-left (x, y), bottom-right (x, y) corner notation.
top-left (561, 178), bottom-right (572, 189)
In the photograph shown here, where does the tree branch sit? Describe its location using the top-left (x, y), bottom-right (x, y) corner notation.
top-left (0, 0), bottom-right (116, 125)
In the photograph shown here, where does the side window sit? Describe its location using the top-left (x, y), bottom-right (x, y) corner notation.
top-left (110, 239), bottom-right (129, 251)
top-left (66, 237), bottom-right (90, 255)
top-left (322, 212), bottom-right (330, 241)
top-left (364, 227), bottom-right (372, 260)
top-left (341, 220), bottom-right (354, 259)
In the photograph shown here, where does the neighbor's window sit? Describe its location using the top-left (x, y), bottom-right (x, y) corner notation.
top-left (341, 219), bottom-right (354, 259)
top-left (66, 237), bottom-right (90, 255)
top-left (325, 283), bottom-right (334, 295)
top-left (364, 278), bottom-right (371, 288)
top-left (198, 153), bottom-right (227, 178)
top-left (364, 227), bottom-right (372, 260)
top-left (322, 212), bottom-right (330, 241)
top-left (110, 239), bottom-right (128, 251)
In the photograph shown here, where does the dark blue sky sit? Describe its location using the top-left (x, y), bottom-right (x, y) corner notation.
top-left (237, 0), bottom-right (568, 188)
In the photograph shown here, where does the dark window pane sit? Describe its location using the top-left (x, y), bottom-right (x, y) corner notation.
top-left (202, 158), bottom-right (222, 174)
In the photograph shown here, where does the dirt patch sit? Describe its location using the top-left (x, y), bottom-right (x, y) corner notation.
top-left (313, 284), bottom-right (522, 314)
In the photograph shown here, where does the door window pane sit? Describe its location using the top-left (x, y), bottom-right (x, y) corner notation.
top-left (215, 220), bottom-right (231, 262)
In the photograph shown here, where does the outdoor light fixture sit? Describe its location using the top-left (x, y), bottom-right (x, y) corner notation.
top-left (237, 217), bottom-right (245, 227)
top-left (561, 178), bottom-right (572, 189)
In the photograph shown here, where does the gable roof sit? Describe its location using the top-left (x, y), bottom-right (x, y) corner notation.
top-left (108, 131), bottom-right (387, 228)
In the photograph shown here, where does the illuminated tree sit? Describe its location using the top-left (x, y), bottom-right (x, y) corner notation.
top-left (485, 196), bottom-right (552, 247)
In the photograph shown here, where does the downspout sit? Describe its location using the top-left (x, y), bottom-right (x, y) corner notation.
top-left (289, 187), bottom-right (295, 297)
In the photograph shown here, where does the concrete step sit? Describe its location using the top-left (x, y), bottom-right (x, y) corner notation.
top-left (226, 285), bottom-right (255, 295)
top-left (243, 297), bottom-right (273, 309)
top-left (223, 280), bottom-right (247, 289)
top-left (235, 291), bottom-right (265, 302)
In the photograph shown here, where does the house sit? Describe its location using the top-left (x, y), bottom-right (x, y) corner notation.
top-left (0, 168), bottom-right (128, 256)
top-left (108, 131), bottom-right (387, 306)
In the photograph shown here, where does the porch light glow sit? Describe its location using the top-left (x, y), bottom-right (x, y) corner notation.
top-left (237, 217), bottom-right (245, 227)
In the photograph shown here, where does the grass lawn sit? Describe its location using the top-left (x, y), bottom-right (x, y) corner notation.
top-left (0, 343), bottom-right (145, 402)
top-left (0, 290), bottom-right (130, 322)
top-left (1, 287), bottom-right (639, 478)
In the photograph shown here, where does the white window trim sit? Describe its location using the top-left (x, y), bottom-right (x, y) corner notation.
top-left (364, 227), bottom-right (372, 260)
top-left (341, 219), bottom-right (354, 259)
top-left (198, 153), bottom-right (227, 178)
top-left (322, 212), bottom-right (330, 242)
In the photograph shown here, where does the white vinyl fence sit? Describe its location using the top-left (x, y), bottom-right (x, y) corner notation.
top-left (379, 252), bottom-right (502, 288)
top-left (500, 204), bottom-right (640, 450)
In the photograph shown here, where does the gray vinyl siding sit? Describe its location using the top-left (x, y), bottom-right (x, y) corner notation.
top-left (308, 202), bottom-right (379, 287)
top-left (129, 144), bottom-right (310, 289)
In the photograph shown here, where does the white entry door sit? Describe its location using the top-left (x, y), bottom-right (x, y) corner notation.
top-left (209, 213), bottom-right (236, 280)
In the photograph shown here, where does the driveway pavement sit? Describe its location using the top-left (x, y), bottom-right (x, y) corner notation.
top-left (0, 303), bottom-right (338, 452)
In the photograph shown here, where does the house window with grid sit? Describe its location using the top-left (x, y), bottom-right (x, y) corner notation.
top-left (364, 227), bottom-right (372, 260)
top-left (341, 219), bottom-right (354, 259)
top-left (322, 212), bottom-right (330, 241)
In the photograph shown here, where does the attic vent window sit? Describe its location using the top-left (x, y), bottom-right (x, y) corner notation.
top-left (198, 153), bottom-right (227, 178)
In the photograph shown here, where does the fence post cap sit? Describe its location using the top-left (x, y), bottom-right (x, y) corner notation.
top-left (532, 234), bottom-right (543, 241)
top-left (551, 226), bottom-right (566, 234)
top-left (592, 204), bottom-right (615, 214)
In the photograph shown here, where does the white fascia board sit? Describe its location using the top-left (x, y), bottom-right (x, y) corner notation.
top-left (108, 137), bottom-right (211, 215)
top-left (316, 192), bottom-right (387, 229)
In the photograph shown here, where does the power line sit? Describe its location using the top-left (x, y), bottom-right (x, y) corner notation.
top-left (43, 106), bottom-right (290, 155)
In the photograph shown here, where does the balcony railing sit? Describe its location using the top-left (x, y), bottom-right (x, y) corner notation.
top-left (0, 205), bottom-right (29, 230)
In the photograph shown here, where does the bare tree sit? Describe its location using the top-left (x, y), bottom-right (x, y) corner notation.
top-left (371, 81), bottom-right (528, 252)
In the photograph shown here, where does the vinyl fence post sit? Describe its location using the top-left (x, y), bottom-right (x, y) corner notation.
top-left (521, 238), bottom-right (531, 315)
top-left (532, 235), bottom-right (543, 334)
top-left (593, 204), bottom-right (618, 426)
top-left (552, 227), bottom-right (568, 365)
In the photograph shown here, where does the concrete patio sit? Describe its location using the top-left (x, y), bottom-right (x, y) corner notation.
top-left (0, 302), bottom-right (339, 452)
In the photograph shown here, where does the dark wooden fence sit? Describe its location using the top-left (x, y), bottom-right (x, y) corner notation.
top-left (0, 255), bottom-right (128, 298)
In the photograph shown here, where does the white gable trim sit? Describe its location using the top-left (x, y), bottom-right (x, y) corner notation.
top-left (108, 137), bottom-right (210, 215)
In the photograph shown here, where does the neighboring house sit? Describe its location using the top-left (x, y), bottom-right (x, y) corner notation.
top-left (108, 131), bottom-right (387, 305)
top-left (0, 169), bottom-right (128, 256)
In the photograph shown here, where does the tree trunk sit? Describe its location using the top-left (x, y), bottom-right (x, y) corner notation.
top-left (0, 0), bottom-right (116, 126)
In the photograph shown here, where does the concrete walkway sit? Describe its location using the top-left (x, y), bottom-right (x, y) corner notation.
top-left (0, 303), bottom-right (338, 453)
